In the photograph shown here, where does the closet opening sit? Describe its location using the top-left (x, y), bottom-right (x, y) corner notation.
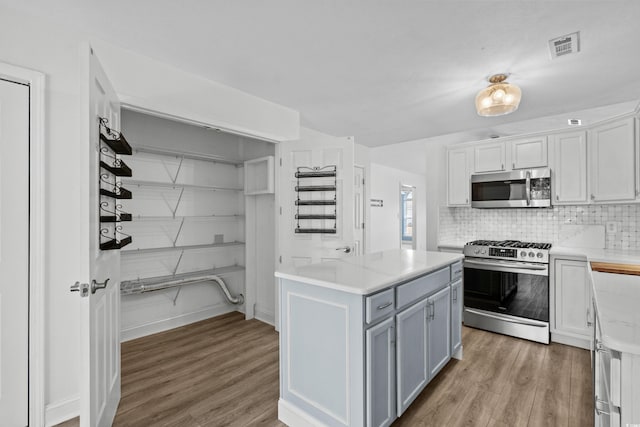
top-left (119, 108), bottom-right (277, 341)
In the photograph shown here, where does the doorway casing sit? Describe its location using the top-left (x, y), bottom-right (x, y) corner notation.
top-left (0, 61), bottom-right (46, 426)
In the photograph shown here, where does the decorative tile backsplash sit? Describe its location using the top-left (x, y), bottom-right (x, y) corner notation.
top-left (439, 204), bottom-right (640, 250)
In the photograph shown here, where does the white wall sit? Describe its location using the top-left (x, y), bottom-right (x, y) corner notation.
top-left (369, 163), bottom-right (427, 252)
top-left (246, 194), bottom-right (277, 324)
top-left (91, 40), bottom-right (300, 142)
top-left (0, 5), bottom-right (298, 424)
top-left (424, 140), bottom-right (448, 250)
top-left (0, 8), bottom-right (85, 423)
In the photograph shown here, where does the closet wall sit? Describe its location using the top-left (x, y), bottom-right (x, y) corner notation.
top-left (119, 110), bottom-right (274, 340)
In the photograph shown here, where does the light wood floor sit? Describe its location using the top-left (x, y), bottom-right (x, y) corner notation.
top-left (57, 312), bottom-right (592, 426)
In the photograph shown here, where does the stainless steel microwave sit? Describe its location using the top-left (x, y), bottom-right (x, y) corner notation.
top-left (471, 168), bottom-right (551, 208)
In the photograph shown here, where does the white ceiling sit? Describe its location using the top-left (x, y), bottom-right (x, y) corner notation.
top-left (4, 1), bottom-right (640, 146)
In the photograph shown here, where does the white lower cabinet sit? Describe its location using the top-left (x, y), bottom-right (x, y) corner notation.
top-left (395, 286), bottom-right (451, 416)
top-left (552, 259), bottom-right (592, 347)
top-left (365, 317), bottom-right (396, 427)
top-left (450, 279), bottom-right (463, 356)
top-left (427, 287), bottom-right (451, 378)
top-left (396, 298), bottom-right (429, 415)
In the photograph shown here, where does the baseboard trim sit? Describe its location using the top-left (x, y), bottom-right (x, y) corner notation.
top-left (278, 398), bottom-right (328, 427)
top-left (551, 332), bottom-right (591, 350)
top-left (254, 306), bottom-right (275, 326)
top-left (45, 395), bottom-right (79, 427)
top-left (121, 305), bottom-right (237, 342)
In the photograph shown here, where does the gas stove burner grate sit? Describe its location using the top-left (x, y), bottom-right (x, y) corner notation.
top-left (466, 239), bottom-right (552, 250)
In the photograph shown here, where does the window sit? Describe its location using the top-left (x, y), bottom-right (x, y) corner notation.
top-left (401, 186), bottom-right (414, 245)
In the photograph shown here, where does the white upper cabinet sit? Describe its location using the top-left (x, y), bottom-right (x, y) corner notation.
top-left (474, 142), bottom-right (505, 173)
top-left (447, 147), bottom-right (471, 206)
top-left (551, 131), bottom-right (588, 205)
top-left (510, 136), bottom-right (548, 169)
top-left (589, 117), bottom-right (636, 203)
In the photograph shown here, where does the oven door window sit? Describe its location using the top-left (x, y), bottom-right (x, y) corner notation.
top-left (464, 267), bottom-right (549, 322)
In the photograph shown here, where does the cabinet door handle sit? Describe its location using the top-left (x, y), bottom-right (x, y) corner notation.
top-left (591, 194), bottom-right (595, 201)
top-left (501, 163), bottom-right (504, 170)
top-left (556, 194), bottom-right (559, 201)
top-left (586, 307), bottom-right (593, 327)
top-left (465, 198), bottom-right (468, 204)
top-left (512, 162), bottom-right (515, 169)
top-left (377, 301), bottom-right (393, 310)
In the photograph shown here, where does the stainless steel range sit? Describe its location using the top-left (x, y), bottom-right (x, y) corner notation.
top-left (463, 239), bottom-right (552, 344)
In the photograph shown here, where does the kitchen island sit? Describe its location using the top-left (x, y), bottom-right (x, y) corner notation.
top-left (275, 249), bottom-right (463, 427)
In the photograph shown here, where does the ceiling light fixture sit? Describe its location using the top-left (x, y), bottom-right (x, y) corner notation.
top-left (475, 74), bottom-right (522, 117)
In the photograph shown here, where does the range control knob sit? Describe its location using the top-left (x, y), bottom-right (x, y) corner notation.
top-left (537, 252), bottom-right (543, 258)
top-left (520, 251), bottom-right (527, 257)
top-left (474, 248), bottom-right (480, 255)
top-left (528, 252), bottom-right (535, 258)
top-left (480, 248), bottom-right (487, 255)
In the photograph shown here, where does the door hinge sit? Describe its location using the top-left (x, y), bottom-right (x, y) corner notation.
top-left (362, 178), bottom-right (365, 185)
top-left (362, 222), bottom-right (365, 228)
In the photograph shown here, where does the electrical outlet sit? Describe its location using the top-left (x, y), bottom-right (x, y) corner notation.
top-left (606, 221), bottom-right (617, 233)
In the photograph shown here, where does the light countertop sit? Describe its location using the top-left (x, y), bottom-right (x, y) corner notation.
top-left (275, 249), bottom-right (463, 295)
top-left (590, 269), bottom-right (640, 354)
top-left (551, 246), bottom-right (640, 264)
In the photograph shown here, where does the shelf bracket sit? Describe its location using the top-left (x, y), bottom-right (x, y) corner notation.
top-left (172, 287), bottom-right (182, 306)
top-left (173, 250), bottom-right (185, 275)
top-left (173, 187), bottom-right (186, 218)
top-left (172, 155), bottom-right (185, 184)
top-left (173, 217), bottom-right (186, 245)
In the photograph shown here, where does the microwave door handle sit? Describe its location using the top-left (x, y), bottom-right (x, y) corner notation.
top-left (525, 170), bottom-right (531, 206)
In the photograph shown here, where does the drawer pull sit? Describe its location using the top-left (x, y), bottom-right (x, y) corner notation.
top-left (377, 301), bottom-right (393, 310)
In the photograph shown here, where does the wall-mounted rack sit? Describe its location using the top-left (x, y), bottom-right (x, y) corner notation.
top-left (99, 117), bottom-right (133, 250)
top-left (294, 165), bottom-right (337, 234)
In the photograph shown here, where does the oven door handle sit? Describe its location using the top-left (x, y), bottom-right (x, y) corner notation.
top-left (464, 259), bottom-right (548, 276)
top-left (464, 308), bottom-right (549, 328)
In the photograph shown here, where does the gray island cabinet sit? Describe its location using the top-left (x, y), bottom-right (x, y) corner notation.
top-left (275, 249), bottom-right (464, 427)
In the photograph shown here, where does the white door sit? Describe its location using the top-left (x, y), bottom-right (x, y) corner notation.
top-left (278, 127), bottom-right (355, 267)
top-left (353, 165), bottom-right (365, 255)
top-left (0, 78), bottom-right (29, 426)
top-left (78, 48), bottom-right (122, 427)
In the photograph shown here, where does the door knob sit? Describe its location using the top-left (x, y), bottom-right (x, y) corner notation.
top-left (91, 278), bottom-right (110, 294)
top-left (335, 246), bottom-right (351, 253)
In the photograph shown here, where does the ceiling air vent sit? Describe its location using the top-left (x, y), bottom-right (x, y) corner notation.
top-left (549, 31), bottom-right (580, 59)
top-left (568, 119), bottom-right (582, 126)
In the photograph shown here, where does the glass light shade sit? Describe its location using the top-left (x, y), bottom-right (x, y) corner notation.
top-left (475, 82), bottom-right (522, 116)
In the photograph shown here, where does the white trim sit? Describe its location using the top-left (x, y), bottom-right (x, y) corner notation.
top-left (121, 305), bottom-right (238, 342)
top-left (551, 332), bottom-right (590, 350)
top-left (278, 399), bottom-right (329, 427)
top-left (254, 306), bottom-right (275, 326)
top-left (121, 101), bottom-right (281, 144)
top-left (0, 61), bottom-right (46, 427)
top-left (44, 395), bottom-right (80, 427)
